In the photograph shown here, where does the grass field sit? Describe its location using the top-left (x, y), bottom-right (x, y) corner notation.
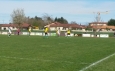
top-left (0, 35), bottom-right (115, 71)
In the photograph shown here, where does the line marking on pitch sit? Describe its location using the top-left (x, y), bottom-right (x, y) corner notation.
top-left (79, 52), bottom-right (115, 71)
top-left (0, 56), bottom-right (74, 64)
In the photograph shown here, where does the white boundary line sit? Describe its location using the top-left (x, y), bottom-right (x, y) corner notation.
top-left (79, 52), bottom-right (115, 71)
top-left (0, 56), bottom-right (74, 64)
top-left (0, 56), bottom-right (90, 65)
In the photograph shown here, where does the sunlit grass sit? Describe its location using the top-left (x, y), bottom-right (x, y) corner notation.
top-left (0, 35), bottom-right (115, 71)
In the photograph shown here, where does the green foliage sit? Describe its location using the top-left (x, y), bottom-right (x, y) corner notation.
top-left (85, 27), bottom-right (93, 31)
top-left (108, 19), bottom-right (115, 26)
top-left (27, 16), bottom-right (45, 29)
top-left (54, 17), bottom-right (58, 22)
top-left (27, 14), bottom-right (55, 29)
top-left (54, 17), bottom-right (68, 24)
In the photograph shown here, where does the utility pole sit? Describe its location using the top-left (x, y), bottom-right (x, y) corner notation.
top-left (93, 11), bottom-right (108, 37)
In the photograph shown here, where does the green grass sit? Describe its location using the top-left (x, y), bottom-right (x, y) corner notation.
top-left (85, 56), bottom-right (115, 71)
top-left (0, 35), bottom-right (115, 71)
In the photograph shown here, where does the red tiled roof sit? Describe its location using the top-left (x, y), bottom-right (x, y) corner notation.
top-left (46, 22), bottom-right (86, 29)
top-left (107, 26), bottom-right (115, 29)
top-left (20, 23), bottom-right (30, 27)
top-left (0, 24), bottom-right (15, 27)
top-left (0, 23), bottom-right (30, 27)
top-left (90, 25), bottom-right (115, 29)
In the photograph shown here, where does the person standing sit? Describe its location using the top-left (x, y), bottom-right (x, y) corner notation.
top-left (17, 28), bottom-right (20, 35)
top-left (67, 28), bottom-right (71, 37)
top-left (28, 27), bottom-right (31, 36)
top-left (44, 26), bottom-right (48, 38)
top-left (56, 28), bottom-right (61, 37)
top-left (8, 27), bottom-right (12, 37)
top-left (114, 32), bottom-right (115, 37)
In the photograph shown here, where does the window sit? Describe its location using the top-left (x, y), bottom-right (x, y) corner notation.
top-left (4, 27), bottom-right (6, 30)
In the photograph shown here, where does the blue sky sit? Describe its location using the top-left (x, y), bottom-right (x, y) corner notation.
top-left (0, 0), bottom-right (115, 24)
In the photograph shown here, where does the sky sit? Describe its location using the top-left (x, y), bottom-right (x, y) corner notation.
top-left (0, 0), bottom-right (115, 25)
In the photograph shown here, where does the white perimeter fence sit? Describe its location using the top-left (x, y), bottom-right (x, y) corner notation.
top-left (0, 31), bottom-right (109, 38)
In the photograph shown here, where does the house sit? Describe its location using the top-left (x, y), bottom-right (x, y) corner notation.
top-left (0, 24), bottom-right (17, 30)
top-left (89, 22), bottom-right (107, 26)
top-left (45, 22), bottom-right (86, 31)
top-left (0, 23), bottom-right (30, 30)
top-left (88, 22), bottom-right (115, 31)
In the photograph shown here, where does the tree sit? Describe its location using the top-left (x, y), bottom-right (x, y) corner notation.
top-left (11, 8), bottom-right (26, 27)
top-left (70, 21), bottom-right (77, 24)
top-left (108, 19), bottom-right (115, 26)
top-left (54, 17), bottom-right (68, 24)
top-left (54, 17), bottom-right (58, 22)
top-left (42, 13), bottom-right (54, 25)
top-left (26, 16), bottom-right (45, 29)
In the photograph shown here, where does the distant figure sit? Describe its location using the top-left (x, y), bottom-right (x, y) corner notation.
top-left (17, 28), bottom-right (20, 35)
top-left (8, 27), bottom-right (12, 37)
top-left (28, 27), bottom-right (31, 36)
top-left (114, 32), bottom-right (115, 37)
top-left (56, 28), bottom-right (61, 37)
top-left (67, 29), bottom-right (71, 37)
top-left (44, 26), bottom-right (48, 37)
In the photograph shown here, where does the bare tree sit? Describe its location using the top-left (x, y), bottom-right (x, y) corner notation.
top-left (11, 8), bottom-right (26, 27)
top-left (42, 13), bottom-right (54, 25)
top-left (70, 21), bottom-right (77, 24)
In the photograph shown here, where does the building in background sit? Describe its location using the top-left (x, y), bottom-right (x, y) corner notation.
top-left (0, 23), bottom-right (30, 30)
top-left (45, 22), bottom-right (86, 31)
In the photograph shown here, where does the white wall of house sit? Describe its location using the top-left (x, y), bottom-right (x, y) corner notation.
top-left (50, 27), bottom-right (56, 30)
top-left (57, 27), bottom-right (63, 30)
top-left (90, 24), bottom-right (107, 26)
top-left (49, 27), bottom-right (86, 31)
top-left (1, 27), bottom-right (17, 30)
top-left (97, 24), bottom-right (107, 26)
top-left (50, 27), bottom-right (63, 31)
top-left (82, 29), bottom-right (86, 31)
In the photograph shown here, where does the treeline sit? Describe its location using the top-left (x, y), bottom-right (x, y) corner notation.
top-left (26, 16), bottom-right (115, 29)
top-left (108, 19), bottom-right (115, 26)
top-left (10, 9), bottom-right (69, 29)
top-left (10, 8), bottom-right (115, 29)
top-left (25, 15), bottom-right (68, 29)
